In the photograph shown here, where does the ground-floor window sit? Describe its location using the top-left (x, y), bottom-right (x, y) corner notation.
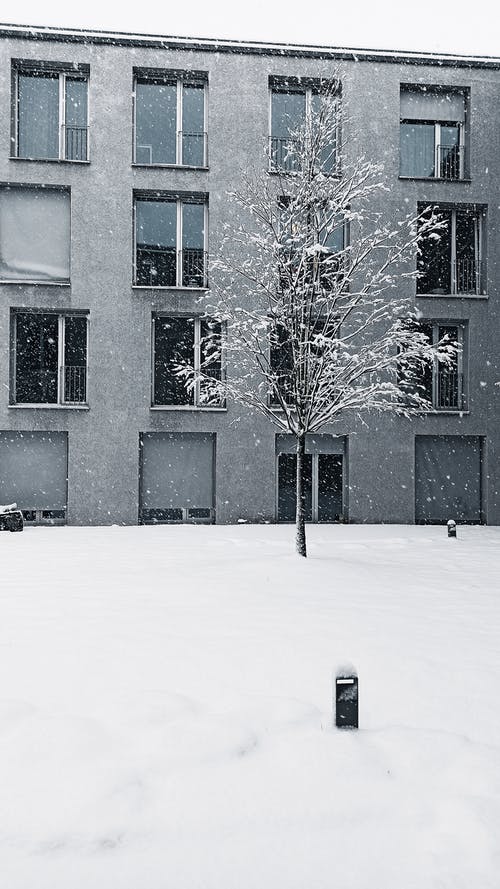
top-left (276, 434), bottom-right (345, 522)
top-left (415, 434), bottom-right (483, 524)
top-left (139, 431), bottom-right (215, 523)
top-left (0, 431), bottom-right (68, 524)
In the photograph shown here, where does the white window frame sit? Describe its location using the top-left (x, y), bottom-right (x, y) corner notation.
top-left (133, 75), bottom-right (208, 167)
top-left (12, 311), bottom-right (89, 407)
top-left (14, 68), bottom-right (89, 161)
top-left (133, 195), bottom-right (208, 289)
top-left (151, 314), bottom-right (225, 409)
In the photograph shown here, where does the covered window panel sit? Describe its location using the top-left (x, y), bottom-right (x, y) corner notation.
top-left (400, 89), bottom-right (466, 122)
top-left (154, 316), bottom-right (194, 405)
top-left (140, 432), bottom-right (214, 511)
top-left (18, 73), bottom-right (59, 159)
top-left (135, 81), bottom-right (177, 165)
top-left (415, 435), bottom-right (482, 524)
top-left (400, 123), bottom-right (435, 177)
top-left (0, 431), bottom-right (67, 510)
top-left (0, 187), bottom-right (70, 282)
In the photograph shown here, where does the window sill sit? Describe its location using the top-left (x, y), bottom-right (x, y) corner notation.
top-left (9, 156), bottom-right (90, 165)
top-left (9, 403), bottom-right (89, 410)
top-left (417, 292), bottom-right (488, 300)
top-left (422, 409), bottom-right (470, 415)
top-left (0, 280), bottom-right (70, 287)
top-left (399, 175), bottom-right (471, 183)
top-left (151, 405), bottom-right (226, 412)
top-left (132, 163), bottom-right (209, 171)
top-left (132, 285), bottom-right (208, 292)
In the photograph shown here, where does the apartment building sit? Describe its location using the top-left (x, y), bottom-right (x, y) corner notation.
top-left (0, 23), bottom-right (499, 526)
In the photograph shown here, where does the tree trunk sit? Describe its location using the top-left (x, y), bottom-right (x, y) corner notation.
top-left (295, 432), bottom-right (307, 557)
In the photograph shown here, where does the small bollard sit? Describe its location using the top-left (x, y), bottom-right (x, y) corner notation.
top-left (447, 519), bottom-right (457, 538)
top-left (335, 672), bottom-right (358, 730)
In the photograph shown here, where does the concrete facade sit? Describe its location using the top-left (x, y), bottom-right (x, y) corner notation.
top-left (0, 24), bottom-right (499, 525)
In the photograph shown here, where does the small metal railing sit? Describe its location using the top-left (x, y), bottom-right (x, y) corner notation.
top-left (455, 256), bottom-right (479, 294)
top-left (269, 137), bottom-right (302, 172)
top-left (136, 247), bottom-right (207, 287)
top-left (62, 365), bottom-right (87, 403)
top-left (437, 144), bottom-right (463, 180)
top-left (436, 369), bottom-right (462, 410)
top-left (62, 125), bottom-right (88, 161)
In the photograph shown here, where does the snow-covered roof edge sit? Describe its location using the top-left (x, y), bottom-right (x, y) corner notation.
top-left (0, 22), bottom-right (499, 69)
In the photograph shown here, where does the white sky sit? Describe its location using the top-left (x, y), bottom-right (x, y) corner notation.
top-left (0, 0), bottom-right (498, 58)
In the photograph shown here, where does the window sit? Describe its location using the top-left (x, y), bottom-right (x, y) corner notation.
top-left (278, 199), bottom-right (346, 290)
top-left (0, 186), bottom-right (70, 283)
top-left (269, 315), bottom-right (339, 407)
top-left (12, 311), bottom-right (88, 405)
top-left (403, 322), bottom-right (466, 411)
top-left (153, 315), bottom-right (223, 407)
top-left (269, 79), bottom-right (338, 173)
top-left (134, 72), bottom-right (207, 167)
top-left (13, 65), bottom-right (89, 161)
top-left (140, 432), bottom-right (215, 523)
top-left (135, 195), bottom-right (207, 287)
top-left (400, 86), bottom-right (467, 180)
top-left (417, 205), bottom-right (484, 296)
top-left (0, 431), bottom-right (68, 524)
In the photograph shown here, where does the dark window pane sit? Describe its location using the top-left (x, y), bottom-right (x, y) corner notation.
top-left (318, 454), bottom-right (343, 521)
top-left (270, 324), bottom-right (294, 404)
top-left (277, 453), bottom-right (312, 522)
top-left (154, 317), bottom-right (194, 405)
top-left (136, 200), bottom-right (177, 286)
top-left (181, 202), bottom-right (205, 286)
top-left (400, 123), bottom-right (435, 177)
top-left (65, 78), bottom-right (88, 160)
top-left (200, 319), bottom-right (222, 405)
top-left (15, 312), bottom-right (58, 403)
top-left (18, 73), bottom-right (59, 159)
top-left (456, 211), bottom-right (478, 294)
top-left (182, 84), bottom-right (205, 166)
top-left (135, 81), bottom-right (177, 164)
top-left (64, 316), bottom-right (87, 403)
top-left (417, 209), bottom-right (451, 294)
top-left (437, 325), bottom-right (459, 410)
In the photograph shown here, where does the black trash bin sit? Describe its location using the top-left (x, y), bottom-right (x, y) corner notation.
top-left (0, 505), bottom-right (24, 532)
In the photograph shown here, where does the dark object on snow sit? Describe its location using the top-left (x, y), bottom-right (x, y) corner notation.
top-left (0, 504), bottom-right (24, 532)
top-left (447, 519), bottom-right (457, 538)
top-left (335, 673), bottom-right (358, 729)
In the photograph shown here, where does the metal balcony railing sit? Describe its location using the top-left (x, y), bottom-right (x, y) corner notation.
top-left (62, 125), bottom-right (88, 161)
top-left (178, 131), bottom-right (208, 167)
top-left (62, 365), bottom-right (87, 404)
top-left (269, 137), bottom-right (302, 172)
top-left (455, 256), bottom-right (479, 294)
top-left (437, 144), bottom-right (463, 180)
top-left (436, 369), bottom-right (463, 410)
top-left (136, 247), bottom-right (207, 287)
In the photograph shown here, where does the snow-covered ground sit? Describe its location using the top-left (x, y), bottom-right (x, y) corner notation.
top-left (1, 523), bottom-right (500, 888)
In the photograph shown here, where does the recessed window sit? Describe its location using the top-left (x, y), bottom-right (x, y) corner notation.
top-left (400, 86), bottom-right (467, 180)
top-left (0, 186), bottom-right (70, 283)
top-left (13, 66), bottom-right (89, 161)
top-left (12, 311), bottom-right (88, 405)
top-left (417, 205), bottom-right (484, 296)
top-left (152, 315), bottom-right (224, 407)
top-left (139, 432), bottom-right (215, 524)
top-left (402, 322), bottom-right (466, 411)
top-left (134, 73), bottom-right (207, 167)
top-left (269, 79), bottom-right (338, 173)
top-left (135, 195), bottom-right (207, 287)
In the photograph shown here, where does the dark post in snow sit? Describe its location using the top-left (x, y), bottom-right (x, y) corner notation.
top-left (447, 519), bottom-right (457, 538)
top-left (335, 671), bottom-right (358, 730)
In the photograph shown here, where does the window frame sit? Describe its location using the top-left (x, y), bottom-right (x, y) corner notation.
top-left (132, 72), bottom-right (208, 168)
top-left (417, 204), bottom-right (485, 297)
top-left (268, 79), bottom-right (340, 174)
top-left (10, 310), bottom-right (89, 408)
top-left (151, 314), bottom-right (225, 410)
top-left (133, 193), bottom-right (208, 289)
top-left (12, 64), bottom-right (89, 163)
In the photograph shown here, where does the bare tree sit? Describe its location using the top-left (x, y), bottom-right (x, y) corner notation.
top-left (181, 81), bottom-right (454, 556)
